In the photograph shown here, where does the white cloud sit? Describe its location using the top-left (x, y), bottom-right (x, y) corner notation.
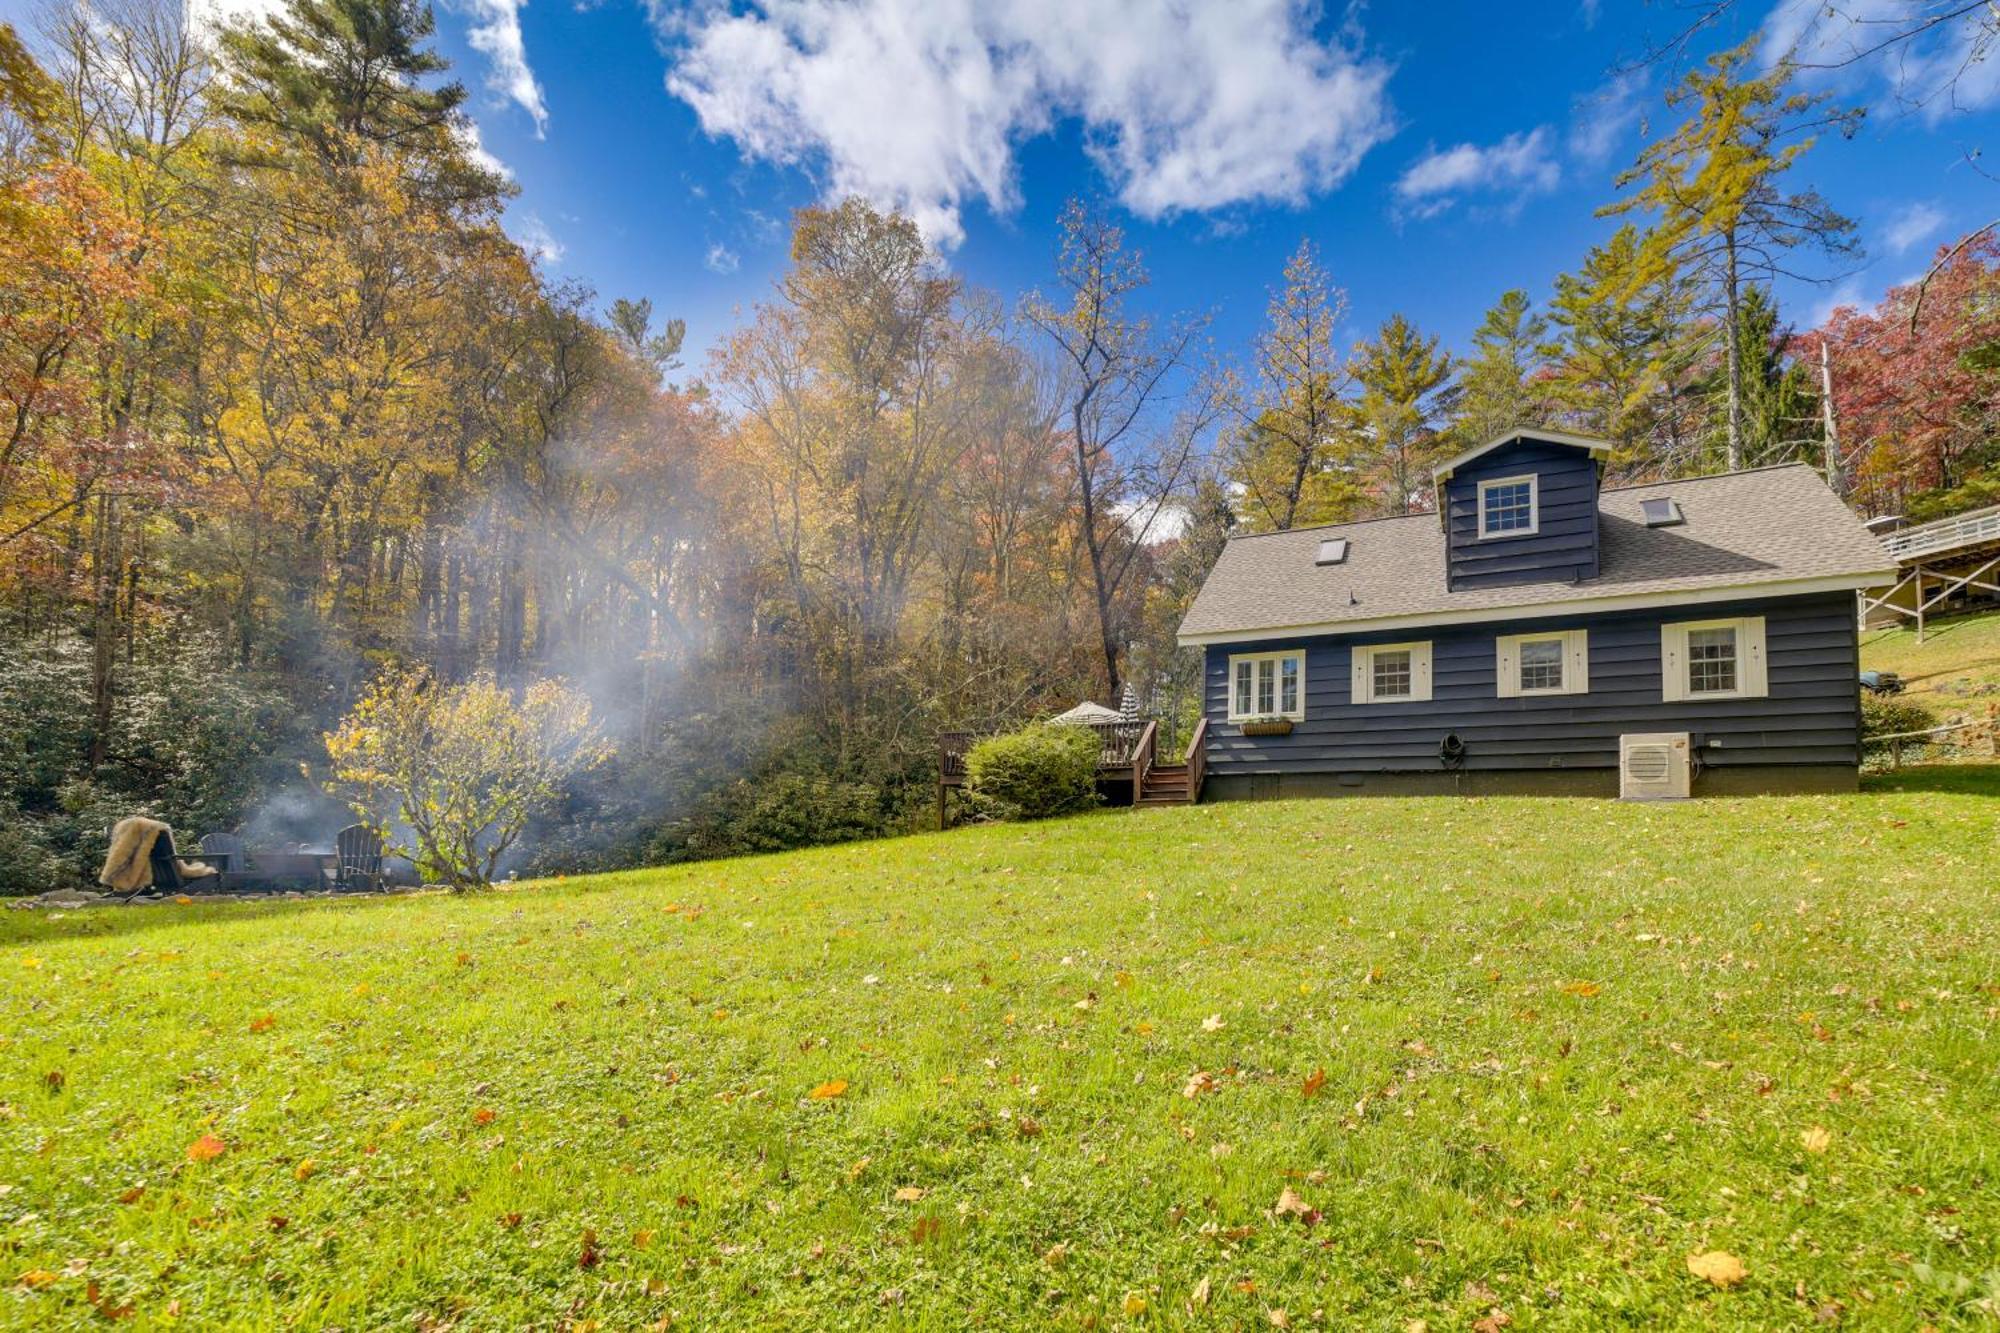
top-left (1567, 70), bottom-right (1645, 166)
top-left (1808, 276), bottom-right (1869, 327)
top-left (1761, 0), bottom-right (2000, 117)
top-left (1393, 128), bottom-right (1560, 219)
top-left (448, 0), bottom-right (550, 136)
top-left (514, 214), bottom-right (564, 264)
top-left (453, 119), bottom-right (515, 180)
top-left (1883, 201), bottom-right (1946, 255)
top-left (705, 242), bottom-right (741, 274)
top-left (655, 0), bottom-right (1394, 248)
top-left (187, 0), bottom-right (288, 33)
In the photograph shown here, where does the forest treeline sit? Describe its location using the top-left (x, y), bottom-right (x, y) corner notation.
top-left (2, 0), bottom-right (1996, 889)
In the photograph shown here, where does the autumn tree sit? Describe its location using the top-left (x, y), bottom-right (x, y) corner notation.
top-left (1605, 39), bottom-right (1858, 469)
top-left (1023, 200), bottom-right (1213, 695)
top-left (324, 667), bottom-right (611, 888)
top-left (1223, 240), bottom-right (1359, 531)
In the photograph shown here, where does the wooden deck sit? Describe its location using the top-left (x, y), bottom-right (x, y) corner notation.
top-left (938, 717), bottom-right (1207, 821)
top-left (1865, 504), bottom-right (2000, 640)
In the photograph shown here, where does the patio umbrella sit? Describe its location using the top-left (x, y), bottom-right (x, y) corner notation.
top-left (1049, 701), bottom-right (1123, 726)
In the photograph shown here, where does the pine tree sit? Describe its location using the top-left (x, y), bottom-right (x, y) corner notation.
top-left (1453, 290), bottom-right (1551, 446)
top-left (1351, 314), bottom-right (1453, 512)
top-left (1603, 38), bottom-right (1858, 469)
top-left (1725, 286), bottom-right (1819, 467)
top-left (214, 0), bottom-right (504, 202)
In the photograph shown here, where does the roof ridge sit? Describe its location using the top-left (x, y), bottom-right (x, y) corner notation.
top-left (1601, 461), bottom-right (1816, 495)
top-left (1225, 509), bottom-right (1435, 541)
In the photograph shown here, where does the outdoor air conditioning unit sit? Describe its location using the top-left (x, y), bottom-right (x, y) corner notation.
top-left (1619, 732), bottom-right (1692, 800)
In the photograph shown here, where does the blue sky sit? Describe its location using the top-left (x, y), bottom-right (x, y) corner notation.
top-left (16, 0), bottom-right (1997, 366)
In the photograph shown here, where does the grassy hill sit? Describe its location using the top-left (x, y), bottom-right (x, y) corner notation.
top-left (3, 771), bottom-right (1998, 1328)
top-left (1862, 607), bottom-right (2000, 712)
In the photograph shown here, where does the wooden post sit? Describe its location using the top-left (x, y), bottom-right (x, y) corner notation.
top-left (1819, 340), bottom-right (1842, 492)
top-left (1915, 568), bottom-right (1925, 644)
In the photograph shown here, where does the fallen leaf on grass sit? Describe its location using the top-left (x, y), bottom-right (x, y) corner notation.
top-left (1273, 1187), bottom-right (1315, 1220)
top-left (295, 1159), bottom-right (317, 1181)
top-left (1122, 1292), bottom-right (1147, 1317)
top-left (86, 1280), bottom-right (134, 1320)
top-left (1182, 1070), bottom-right (1215, 1098)
top-left (249, 1015), bottom-right (275, 1033)
top-left (1687, 1250), bottom-right (1747, 1288)
top-left (578, 1229), bottom-right (601, 1270)
top-left (910, 1216), bottom-right (943, 1244)
top-left (894, 1186), bottom-right (926, 1203)
top-left (17, 1270), bottom-right (57, 1289)
top-left (1301, 1068), bottom-right (1326, 1099)
top-left (1042, 1242), bottom-right (1067, 1267)
top-left (1267, 1309), bottom-right (1290, 1328)
top-left (1201, 1013), bottom-right (1226, 1032)
top-left (633, 1229), bottom-right (655, 1250)
top-left (43, 1071), bottom-right (63, 1093)
top-left (1190, 1276), bottom-right (1211, 1307)
top-left (472, 1108), bottom-right (497, 1126)
top-left (116, 1186), bottom-right (144, 1205)
top-left (1800, 1125), bottom-right (1832, 1154)
top-left (1561, 981), bottom-right (1602, 998)
top-left (186, 1134), bottom-right (226, 1163)
top-left (809, 1080), bottom-right (849, 1100)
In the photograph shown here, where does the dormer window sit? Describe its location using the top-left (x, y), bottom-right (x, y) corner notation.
top-left (1477, 475), bottom-right (1538, 538)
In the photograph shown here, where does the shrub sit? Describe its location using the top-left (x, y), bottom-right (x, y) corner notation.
top-left (663, 774), bottom-right (887, 862)
top-left (1861, 693), bottom-right (1939, 757)
top-left (324, 669), bottom-right (612, 889)
top-left (966, 723), bottom-right (1100, 821)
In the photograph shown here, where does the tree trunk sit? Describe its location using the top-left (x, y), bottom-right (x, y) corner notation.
top-left (1723, 238), bottom-right (1744, 471)
top-left (1818, 339), bottom-right (1842, 492)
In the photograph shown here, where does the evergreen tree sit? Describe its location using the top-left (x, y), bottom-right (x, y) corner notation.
top-left (1725, 285), bottom-right (1820, 467)
top-left (1351, 314), bottom-right (1453, 512)
top-left (1453, 289), bottom-right (1551, 446)
top-left (1545, 224), bottom-right (1708, 470)
top-left (215, 0), bottom-right (505, 202)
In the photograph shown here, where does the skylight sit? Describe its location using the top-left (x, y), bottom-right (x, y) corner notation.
top-left (1641, 498), bottom-right (1684, 528)
top-left (1316, 537), bottom-right (1349, 565)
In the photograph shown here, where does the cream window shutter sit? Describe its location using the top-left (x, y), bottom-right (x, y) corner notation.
top-left (1495, 637), bottom-right (1520, 699)
top-left (1350, 647), bottom-right (1368, 703)
top-left (1409, 642), bottom-right (1434, 702)
top-left (1741, 617), bottom-right (1769, 697)
top-left (1566, 629), bottom-right (1590, 694)
top-left (1660, 625), bottom-right (1687, 702)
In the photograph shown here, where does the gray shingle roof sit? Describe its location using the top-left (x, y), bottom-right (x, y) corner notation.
top-left (1178, 463), bottom-right (1898, 642)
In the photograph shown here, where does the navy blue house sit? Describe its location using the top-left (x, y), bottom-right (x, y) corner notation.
top-left (1176, 430), bottom-right (1900, 798)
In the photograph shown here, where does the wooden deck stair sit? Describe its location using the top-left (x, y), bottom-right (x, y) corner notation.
top-left (1135, 761), bottom-right (1194, 807)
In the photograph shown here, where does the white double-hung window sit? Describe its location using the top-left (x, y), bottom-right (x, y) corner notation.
top-left (1495, 629), bottom-right (1589, 698)
top-left (1660, 617), bottom-right (1768, 701)
top-left (1351, 641), bottom-right (1433, 704)
top-left (1477, 474), bottom-right (1538, 537)
top-left (1228, 649), bottom-right (1305, 721)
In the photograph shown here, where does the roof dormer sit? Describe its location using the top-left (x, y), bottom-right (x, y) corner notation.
top-left (1435, 429), bottom-right (1610, 591)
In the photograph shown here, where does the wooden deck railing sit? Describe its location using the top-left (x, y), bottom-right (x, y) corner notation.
top-left (1130, 719), bottom-right (1158, 791)
top-left (1185, 716), bottom-right (1208, 798)
top-left (1880, 503), bottom-right (2000, 562)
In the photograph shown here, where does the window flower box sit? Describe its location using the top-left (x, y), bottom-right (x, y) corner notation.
top-left (1238, 717), bottom-right (1294, 736)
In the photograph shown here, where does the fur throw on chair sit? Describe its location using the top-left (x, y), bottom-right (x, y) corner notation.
top-left (99, 817), bottom-right (214, 895)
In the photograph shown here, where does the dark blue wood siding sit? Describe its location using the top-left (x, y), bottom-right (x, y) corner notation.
top-left (1445, 439), bottom-right (1600, 589)
top-left (1201, 591), bottom-right (1861, 776)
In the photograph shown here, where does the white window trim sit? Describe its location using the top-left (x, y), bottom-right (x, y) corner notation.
top-left (1227, 649), bottom-right (1306, 722)
top-left (1351, 641), bottom-right (1434, 704)
top-left (1476, 473), bottom-right (1539, 539)
top-left (1496, 629), bottom-right (1589, 698)
top-left (1660, 616), bottom-right (1768, 702)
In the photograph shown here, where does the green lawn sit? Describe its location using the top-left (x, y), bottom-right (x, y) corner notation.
top-left (3, 772), bottom-right (1998, 1329)
top-left (1863, 607), bottom-right (2000, 711)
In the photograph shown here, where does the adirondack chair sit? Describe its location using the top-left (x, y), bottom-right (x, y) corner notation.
top-left (199, 832), bottom-right (247, 888)
top-left (329, 824), bottom-right (385, 893)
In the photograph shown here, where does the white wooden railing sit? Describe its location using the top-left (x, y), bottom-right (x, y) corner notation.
top-left (1880, 504), bottom-right (2000, 562)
